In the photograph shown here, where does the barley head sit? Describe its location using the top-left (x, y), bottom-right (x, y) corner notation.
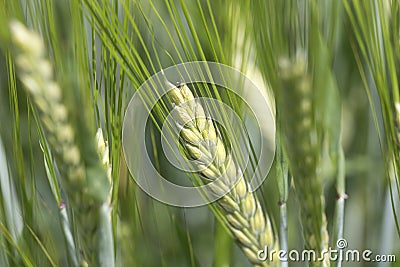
top-left (278, 55), bottom-right (329, 267)
top-left (10, 20), bottom-right (111, 266)
top-left (168, 81), bottom-right (277, 266)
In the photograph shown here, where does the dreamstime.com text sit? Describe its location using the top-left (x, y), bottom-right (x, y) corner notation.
top-left (257, 239), bottom-right (396, 263)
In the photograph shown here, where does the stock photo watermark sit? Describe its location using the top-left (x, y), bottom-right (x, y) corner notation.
top-left (257, 239), bottom-right (396, 263)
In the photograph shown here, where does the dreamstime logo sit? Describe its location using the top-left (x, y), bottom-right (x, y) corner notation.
top-left (257, 239), bottom-right (397, 263)
top-left (122, 61), bottom-right (275, 207)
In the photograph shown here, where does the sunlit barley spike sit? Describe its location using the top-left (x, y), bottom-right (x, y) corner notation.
top-left (168, 81), bottom-right (277, 266)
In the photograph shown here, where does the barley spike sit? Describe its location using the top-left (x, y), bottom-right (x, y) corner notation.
top-left (278, 56), bottom-right (329, 267)
top-left (10, 20), bottom-right (110, 266)
top-left (168, 81), bottom-right (277, 266)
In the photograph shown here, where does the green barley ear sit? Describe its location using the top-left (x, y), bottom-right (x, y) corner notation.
top-left (168, 82), bottom-right (277, 266)
top-left (9, 20), bottom-right (111, 266)
top-left (278, 55), bottom-right (330, 267)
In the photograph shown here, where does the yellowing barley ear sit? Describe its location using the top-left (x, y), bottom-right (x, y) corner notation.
top-left (167, 81), bottom-right (278, 266)
top-left (278, 55), bottom-right (329, 267)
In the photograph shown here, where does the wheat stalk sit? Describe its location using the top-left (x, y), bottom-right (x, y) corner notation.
top-left (167, 81), bottom-right (277, 266)
top-left (9, 20), bottom-right (110, 266)
top-left (278, 56), bottom-right (329, 267)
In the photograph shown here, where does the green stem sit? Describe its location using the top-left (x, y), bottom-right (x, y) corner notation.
top-left (276, 121), bottom-right (289, 267)
top-left (213, 220), bottom-right (232, 267)
top-left (98, 204), bottom-right (115, 267)
top-left (332, 148), bottom-right (346, 267)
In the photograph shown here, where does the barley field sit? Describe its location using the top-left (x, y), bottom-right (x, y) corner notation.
top-left (0, 0), bottom-right (399, 267)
